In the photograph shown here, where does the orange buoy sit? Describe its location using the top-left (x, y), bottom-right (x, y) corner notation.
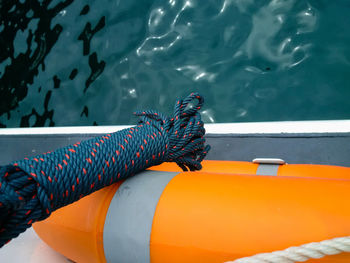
top-left (151, 159), bottom-right (350, 179)
top-left (33, 160), bottom-right (350, 263)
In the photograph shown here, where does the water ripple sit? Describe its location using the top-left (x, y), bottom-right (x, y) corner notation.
top-left (0, 0), bottom-right (349, 127)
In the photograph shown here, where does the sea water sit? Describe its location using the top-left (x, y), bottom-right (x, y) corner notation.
top-left (0, 0), bottom-right (349, 127)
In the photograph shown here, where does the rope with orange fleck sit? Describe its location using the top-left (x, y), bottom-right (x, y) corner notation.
top-left (0, 92), bottom-right (210, 247)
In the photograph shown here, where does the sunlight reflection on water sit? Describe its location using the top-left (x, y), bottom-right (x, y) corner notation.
top-left (0, 0), bottom-right (349, 127)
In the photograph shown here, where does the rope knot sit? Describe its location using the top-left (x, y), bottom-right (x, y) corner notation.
top-left (134, 93), bottom-right (210, 171)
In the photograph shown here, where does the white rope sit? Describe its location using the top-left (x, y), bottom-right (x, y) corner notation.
top-left (226, 236), bottom-right (350, 263)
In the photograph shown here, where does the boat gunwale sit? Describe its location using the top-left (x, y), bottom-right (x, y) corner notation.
top-left (0, 120), bottom-right (350, 135)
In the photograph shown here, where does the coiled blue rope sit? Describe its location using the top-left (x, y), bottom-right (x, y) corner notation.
top-left (0, 93), bottom-right (210, 247)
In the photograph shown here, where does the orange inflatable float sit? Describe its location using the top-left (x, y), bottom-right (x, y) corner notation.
top-left (33, 159), bottom-right (350, 263)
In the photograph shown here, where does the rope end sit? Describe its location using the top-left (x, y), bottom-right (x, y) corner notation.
top-left (135, 93), bottom-right (210, 171)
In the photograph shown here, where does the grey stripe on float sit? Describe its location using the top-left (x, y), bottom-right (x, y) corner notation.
top-left (256, 164), bottom-right (280, 176)
top-left (103, 170), bottom-right (178, 263)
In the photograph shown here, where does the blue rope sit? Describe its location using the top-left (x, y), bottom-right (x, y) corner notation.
top-left (0, 93), bottom-right (210, 247)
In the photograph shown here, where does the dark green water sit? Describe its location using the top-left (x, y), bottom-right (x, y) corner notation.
top-left (1, 0), bottom-right (350, 127)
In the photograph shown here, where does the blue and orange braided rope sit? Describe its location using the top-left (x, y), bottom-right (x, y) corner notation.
top-left (0, 93), bottom-right (210, 247)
